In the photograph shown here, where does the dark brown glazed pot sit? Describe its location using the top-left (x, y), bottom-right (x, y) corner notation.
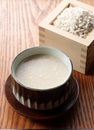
top-left (11, 46), bottom-right (73, 110)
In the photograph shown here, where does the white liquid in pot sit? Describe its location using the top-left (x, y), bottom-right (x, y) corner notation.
top-left (15, 54), bottom-right (69, 89)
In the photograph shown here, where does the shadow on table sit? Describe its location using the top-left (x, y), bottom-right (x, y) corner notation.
top-left (87, 65), bottom-right (94, 75)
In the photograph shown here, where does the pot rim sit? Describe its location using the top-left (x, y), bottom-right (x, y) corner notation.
top-left (11, 46), bottom-right (73, 91)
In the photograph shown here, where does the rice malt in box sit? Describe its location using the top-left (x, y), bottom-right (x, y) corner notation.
top-left (39, 0), bottom-right (94, 74)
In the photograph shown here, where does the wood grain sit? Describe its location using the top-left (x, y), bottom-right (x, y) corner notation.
top-left (0, 0), bottom-right (94, 129)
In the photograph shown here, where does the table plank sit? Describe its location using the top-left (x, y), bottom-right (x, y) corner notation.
top-left (0, 0), bottom-right (94, 129)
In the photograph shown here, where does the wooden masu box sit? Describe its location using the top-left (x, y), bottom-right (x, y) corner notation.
top-left (39, 0), bottom-right (94, 74)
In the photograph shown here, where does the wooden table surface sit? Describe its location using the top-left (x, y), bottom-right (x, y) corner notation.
top-left (0, 0), bottom-right (94, 129)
